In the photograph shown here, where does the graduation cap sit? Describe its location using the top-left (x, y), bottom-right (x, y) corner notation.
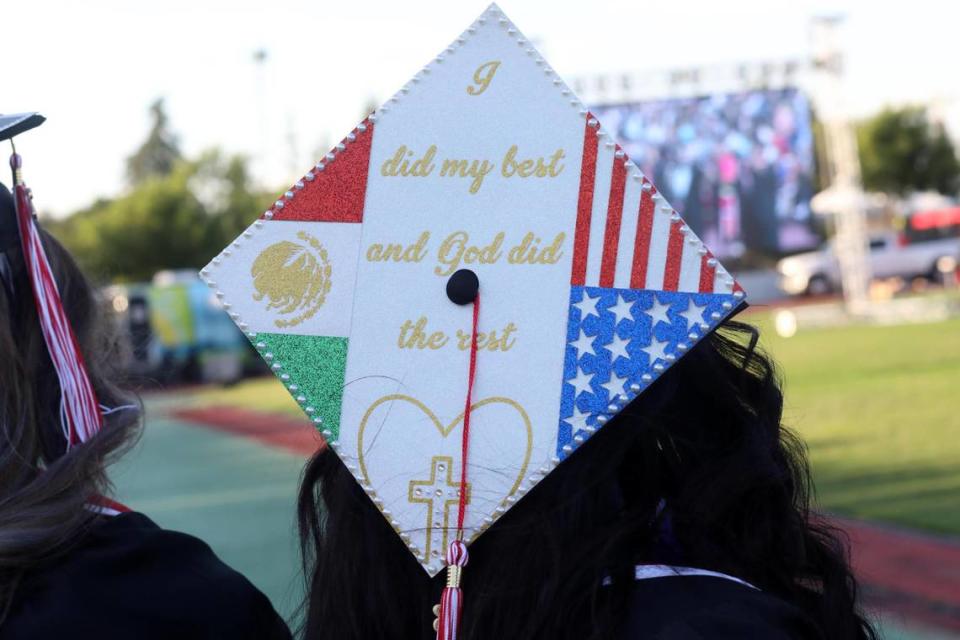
top-left (201, 6), bottom-right (744, 638)
top-left (0, 112), bottom-right (46, 142)
top-left (1, 113), bottom-right (46, 252)
top-left (1, 112), bottom-right (104, 446)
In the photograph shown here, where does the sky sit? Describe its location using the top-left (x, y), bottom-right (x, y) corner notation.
top-left (6, 0), bottom-right (959, 217)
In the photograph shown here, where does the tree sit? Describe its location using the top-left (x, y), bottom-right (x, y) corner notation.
top-left (125, 98), bottom-right (182, 185)
top-left (857, 106), bottom-right (960, 196)
top-left (51, 152), bottom-right (273, 283)
top-left (190, 149), bottom-right (275, 250)
top-left (48, 99), bottom-right (277, 283)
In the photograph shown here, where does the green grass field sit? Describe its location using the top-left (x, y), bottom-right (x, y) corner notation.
top-left (751, 313), bottom-right (960, 534)
top-left (192, 312), bottom-right (960, 535)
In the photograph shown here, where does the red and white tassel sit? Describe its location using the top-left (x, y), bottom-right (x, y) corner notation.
top-left (435, 539), bottom-right (469, 640)
top-left (433, 292), bottom-right (479, 639)
top-left (10, 153), bottom-right (102, 446)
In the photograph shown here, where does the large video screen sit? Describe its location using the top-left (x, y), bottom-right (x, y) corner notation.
top-left (593, 87), bottom-right (819, 260)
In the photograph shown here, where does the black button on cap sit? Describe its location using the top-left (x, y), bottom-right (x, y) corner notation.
top-left (446, 269), bottom-right (479, 305)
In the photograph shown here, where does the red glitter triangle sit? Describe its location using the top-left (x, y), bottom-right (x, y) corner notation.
top-left (265, 119), bottom-right (374, 223)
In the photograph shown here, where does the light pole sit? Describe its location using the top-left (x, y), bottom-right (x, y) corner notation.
top-left (253, 48), bottom-right (269, 187)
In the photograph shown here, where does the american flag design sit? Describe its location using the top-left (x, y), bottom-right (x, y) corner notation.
top-left (556, 115), bottom-right (744, 459)
top-left (570, 114), bottom-right (741, 295)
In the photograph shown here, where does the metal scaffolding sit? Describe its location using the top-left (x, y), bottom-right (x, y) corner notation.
top-left (809, 15), bottom-right (871, 313)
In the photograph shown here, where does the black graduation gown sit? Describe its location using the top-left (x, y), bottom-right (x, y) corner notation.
top-left (1, 512), bottom-right (292, 640)
top-left (618, 574), bottom-right (824, 639)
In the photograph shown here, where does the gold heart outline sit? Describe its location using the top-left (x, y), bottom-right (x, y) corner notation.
top-left (357, 394), bottom-right (533, 563)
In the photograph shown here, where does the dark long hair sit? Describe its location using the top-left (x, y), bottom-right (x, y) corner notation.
top-left (298, 321), bottom-right (878, 639)
top-left (0, 225), bottom-right (141, 623)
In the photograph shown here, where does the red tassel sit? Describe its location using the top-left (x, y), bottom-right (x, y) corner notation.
top-left (434, 294), bottom-right (479, 639)
top-left (436, 540), bottom-right (468, 640)
top-left (11, 154), bottom-right (102, 446)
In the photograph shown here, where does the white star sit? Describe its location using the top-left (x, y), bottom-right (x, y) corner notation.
top-left (568, 367), bottom-right (594, 397)
top-left (567, 404), bottom-right (591, 428)
top-left (646, 297), bottom-right (673, 328)
top-left (609, 295), bottom-right (634, 325)
top-left (679, 299), bottom-right (710, 329)
top-left (643, 336), bottom-right (671, 363)
top-left (603, 370), bottom-right (630, 396)
top-left (570, 329), bottom-right (596, 358)
top-left (571, 406), bottom-right (595, 437)
top-left (572, 291), bottom-right (603, 320)
top-left (606, 333), bottom-right (630, 361)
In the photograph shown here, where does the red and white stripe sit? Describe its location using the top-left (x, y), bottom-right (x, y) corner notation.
top-left (12, 162), bottom-right (102, 446)
top-left (570, 114), bottom-right (739, 295)
top-left (87, 495), bottom-right (132, 517)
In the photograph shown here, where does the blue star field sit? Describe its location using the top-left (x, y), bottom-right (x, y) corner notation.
top-left (556, 287), bottom-right (740, 459)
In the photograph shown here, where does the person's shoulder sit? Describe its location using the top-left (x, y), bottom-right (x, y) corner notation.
top-left (618, 574), bottom-right (825, 640)
top-left (4, 512), bottom-right (291, 640)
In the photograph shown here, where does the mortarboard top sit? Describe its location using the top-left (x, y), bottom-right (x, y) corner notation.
top-left (201, 4), bottom-right (745, 579)
top-left (0, 113), bottom-right (45, 142)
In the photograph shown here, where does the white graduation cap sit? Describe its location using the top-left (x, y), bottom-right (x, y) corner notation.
top-left (201, 4), bottom-right (744, 636)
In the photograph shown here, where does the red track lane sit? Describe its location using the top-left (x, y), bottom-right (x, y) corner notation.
top-left (172, 405), bottom-right (960, 633)
top-left (837, 517), bottom-right (960, 632)
top-left (172, 406), bottom-right (324, 457)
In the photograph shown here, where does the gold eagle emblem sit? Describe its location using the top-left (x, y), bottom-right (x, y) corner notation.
top-left (250, 230), bottom-right (331, 328)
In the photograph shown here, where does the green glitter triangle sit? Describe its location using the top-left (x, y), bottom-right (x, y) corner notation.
top-left (254, 333), bottom-right (347, 441)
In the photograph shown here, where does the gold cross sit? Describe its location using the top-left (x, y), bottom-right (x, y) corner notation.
top-left (408, 455), bottom-right (470, 561)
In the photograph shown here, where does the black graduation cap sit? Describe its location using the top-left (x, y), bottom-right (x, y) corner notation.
top-left (0, 112), bottom-right (46, 142)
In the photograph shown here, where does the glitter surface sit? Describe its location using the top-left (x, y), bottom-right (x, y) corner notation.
top-left (698, 252), bottom-right (717, 293)
top-left (571, 117), bottom-right (599, 286)
top-left (557, 287), bottom-right (738, 458)
top-left (599, 147), bottom-right (627, 287)
top-left (663, 219), bottom-right (685, 291)
top-left (629, 184), bottom-right (656, 288)
top-left (255, 333), bottom-right (348, 441)
top-left (266, 120), bottom-right (374, 223)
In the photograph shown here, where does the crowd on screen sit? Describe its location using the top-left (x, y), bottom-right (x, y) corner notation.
top-left (594, 88), bottom-right (820, 259)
